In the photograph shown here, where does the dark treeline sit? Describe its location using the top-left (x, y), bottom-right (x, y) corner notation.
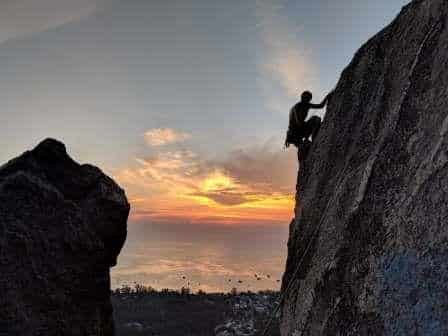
top-left (112, 284), bottom-right (280, 336)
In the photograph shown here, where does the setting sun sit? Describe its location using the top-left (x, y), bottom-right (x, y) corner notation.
top-left (201, 170), bottom-right (237, 193)
top-left (115, 143), bottom-right (297, 225)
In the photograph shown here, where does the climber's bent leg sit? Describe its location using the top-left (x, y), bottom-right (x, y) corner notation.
top-left (302, 116), bottom-right (322, 141)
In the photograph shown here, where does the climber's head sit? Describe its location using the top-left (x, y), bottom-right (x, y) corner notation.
top-left (301, 91), bottom-right (313, 103)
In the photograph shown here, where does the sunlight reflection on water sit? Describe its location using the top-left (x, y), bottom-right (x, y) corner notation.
top-left (112, 221), bottom-right (289, 293)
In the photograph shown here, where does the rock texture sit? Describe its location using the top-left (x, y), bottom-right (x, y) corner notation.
top-left (0, 139), bottom-right (129, 335)
top-left (281, 1), bottom-right (448, 335)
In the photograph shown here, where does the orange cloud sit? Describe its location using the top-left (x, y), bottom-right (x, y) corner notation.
top-left (144, 128), bottom-right (191, 146)
top-left (114, 138), bottom-right (298, 225)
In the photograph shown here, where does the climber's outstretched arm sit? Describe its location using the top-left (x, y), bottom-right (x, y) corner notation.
top-left (310, 91), bottom-right (333, 109)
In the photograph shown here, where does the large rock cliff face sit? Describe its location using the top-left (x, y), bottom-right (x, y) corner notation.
top-left (0, 139), bottom-right (129, 335)
top-left (281, 1), bottom-right (448, 335)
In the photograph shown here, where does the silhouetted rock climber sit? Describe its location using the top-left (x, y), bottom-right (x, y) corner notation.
top-left (285, 90), bottom-right (332, 161)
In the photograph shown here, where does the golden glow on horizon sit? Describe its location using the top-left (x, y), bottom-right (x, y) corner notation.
top-left (115, 134), bottom-right (297, 225)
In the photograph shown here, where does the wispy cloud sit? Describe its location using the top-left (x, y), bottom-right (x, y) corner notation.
top-left (0, 0), bottom-right (109, 44)
top-left (144, 128), bottom-right (192, 147)
top-left (255, 0), bottom-right (318, 110)
top-left (115, 134), bottom-right (297, 224)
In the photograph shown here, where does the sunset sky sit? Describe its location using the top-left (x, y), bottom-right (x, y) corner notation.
top-left (0, 0), bottom-right (408, 291)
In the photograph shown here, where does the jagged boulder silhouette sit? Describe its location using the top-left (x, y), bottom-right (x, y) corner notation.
top-left (0, 139), bottom-right (129, 335)
top-left (281, 0), bottom-right (448, 335)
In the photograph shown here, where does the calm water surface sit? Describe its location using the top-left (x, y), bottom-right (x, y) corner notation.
top-left (112, 222), bottom-right (289, 293)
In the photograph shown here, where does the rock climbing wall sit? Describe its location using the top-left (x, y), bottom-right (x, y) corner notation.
top-left (280, 0), bottom-right (448, 335)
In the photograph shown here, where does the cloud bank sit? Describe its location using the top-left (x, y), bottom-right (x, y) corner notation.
top-left (115, 134), bottom-right (297, 224)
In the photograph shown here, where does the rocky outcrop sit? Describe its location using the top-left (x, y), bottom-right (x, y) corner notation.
top-left (0, 139), bottom-right (129, 335)
top-left (214, 294), bottom-right (280, 336)
top-left (281, 1), bottom-right (448, 335)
